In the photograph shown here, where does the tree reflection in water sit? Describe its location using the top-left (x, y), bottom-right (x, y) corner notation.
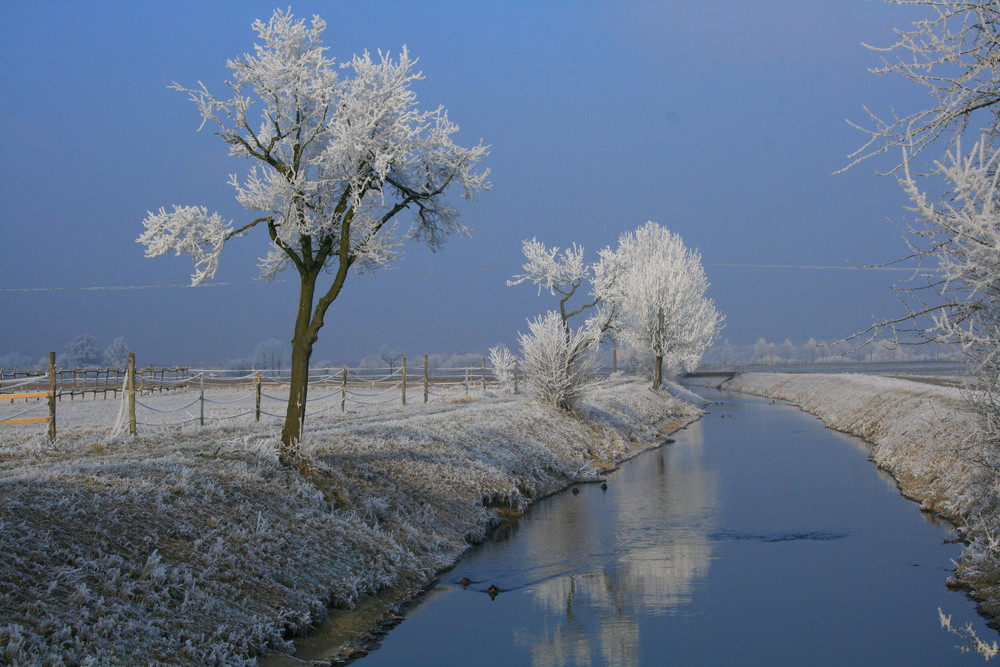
top-left (511, 420), bottom-right (717, 667)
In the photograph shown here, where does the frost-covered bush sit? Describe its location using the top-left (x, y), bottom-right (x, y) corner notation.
top-left (489, 345), bottom-right (518, 394)
top-left (519, 311), bottom-right (599, 410)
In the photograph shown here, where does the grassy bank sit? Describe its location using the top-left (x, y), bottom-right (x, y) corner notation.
top-left (723, 372), bottom-right (1000, 622)
top-left (0, 378), bottom-right (699, 665)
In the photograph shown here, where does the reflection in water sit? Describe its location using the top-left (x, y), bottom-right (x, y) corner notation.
top-left (349, 389), bottom-right (995, 666)
top-left (512, 420), bottom-right (717, 667)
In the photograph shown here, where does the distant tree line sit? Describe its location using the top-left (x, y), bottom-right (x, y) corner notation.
top-left (0, 335), bottom-right (132, 371)
top-left (700, 337), bottom-right (962, 367)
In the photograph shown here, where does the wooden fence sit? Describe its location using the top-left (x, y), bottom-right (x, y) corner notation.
top-left (0, 352), bottom-right (56, 439)
top-left (1, 353), bottom-right (521, 438)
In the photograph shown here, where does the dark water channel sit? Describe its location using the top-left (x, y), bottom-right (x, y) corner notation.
top-left (356, 387), bottom-right (994, 665)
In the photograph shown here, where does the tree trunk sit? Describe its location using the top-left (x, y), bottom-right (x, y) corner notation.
top-left (278, 248), bottom-right (353, 462)
top-left (280, 272), bottom-right (318, 460)
top-left (652, 354), bottom-right (663, 390)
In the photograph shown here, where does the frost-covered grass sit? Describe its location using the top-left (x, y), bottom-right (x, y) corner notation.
top-left (0, 378), bottom-right (698, 665)
top-left (724, 372), bottom-right (1000, 621)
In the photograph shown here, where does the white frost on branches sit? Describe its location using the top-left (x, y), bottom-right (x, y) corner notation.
top-left (897, 138), bottom-right (1000, 385)
top-left (137, 8), bottom-right (489, 285)
top-left (508, 238), bottom-right (590, 298)
top-left (509, 238), bottom-right (616, 409)
top-left (844, 1), bottom-right (1000, 173)
top-left (135, 8), bottom-right (488, 449)
top-left (488, 345), bottom-right (518, 394)
top-left (609, 222), bottom-right (723, 387)
top-left (137, 206), bottom-right (235, 285)
top-left (518, 311), bottom-right (600, 410)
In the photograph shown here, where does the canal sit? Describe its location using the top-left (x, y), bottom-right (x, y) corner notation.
top-left (335, 387), bottom-right (996, 664)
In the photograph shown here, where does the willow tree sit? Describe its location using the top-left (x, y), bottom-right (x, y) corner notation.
top-left (138, 9), bottom-right (489, 457)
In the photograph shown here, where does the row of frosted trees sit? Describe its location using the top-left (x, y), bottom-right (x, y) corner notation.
top-left (498, 221), bottom-right (723, 409)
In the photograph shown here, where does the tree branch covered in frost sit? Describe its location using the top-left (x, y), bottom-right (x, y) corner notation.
top-left (843, 1), bottom-right (1000, 174)
top-left (509, 238), bottom-right (620, 410)
top-left (508, 238), bottom-right (615, 333)
top-left (939, 608), bottom-right (1000, 659)
top-left (519, 311), bottom-right (600, 410)
top-left (886, 138), bottom-right (1000, 482)
top-left (896, 139), bottom-right (1000, 357)
top-left (139, 9), bottom-right (488, 284)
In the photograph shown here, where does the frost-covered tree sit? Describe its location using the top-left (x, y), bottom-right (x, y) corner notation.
top-left (609, 222), bottom-right (722, 389)
top-left (65, 335), bottom-right (103, 368)
top-left (103, 337), bottom-right (131, 368)
top-left (137, 9), bottom-right (488, 457)
top-left (508, 238), bottom-right (615, 334)
top-left (897, 141), bottom-right (1000, 388)
top-left (509, 238), bottom-right (617, 409)
top-left (488, 344), bottom-right (518, 394)
top-left (844, 3), bottom-right (1000, 479)
top-left (248, 337), bottom-right (287, 372)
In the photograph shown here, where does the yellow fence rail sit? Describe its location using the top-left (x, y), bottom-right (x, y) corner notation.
top-left (0, 353), bottom-right (57, 439)
top-left (0, 393), bottom-right (54, 424)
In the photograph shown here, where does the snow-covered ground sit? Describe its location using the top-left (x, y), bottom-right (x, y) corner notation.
top-left (0, 377), bottom-right (699, 665)
top-left (724, 372), bottom-right (1000, 622)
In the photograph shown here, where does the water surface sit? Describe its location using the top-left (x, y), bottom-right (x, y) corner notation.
top-left (350, 388), bottom-right (993, 665)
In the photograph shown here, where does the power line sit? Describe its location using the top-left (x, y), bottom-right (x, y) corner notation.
top-left (704, 263), bottom-right (930, 272)
top-left (0, 267), bottom-right (510, 293)
top-left (0, 263), bottom-right (930, 293)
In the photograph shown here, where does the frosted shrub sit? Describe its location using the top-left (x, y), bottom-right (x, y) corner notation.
top-left (489, 345), bottom-right (518, 394)
top-left (519, 311), bottom-right (598, 410)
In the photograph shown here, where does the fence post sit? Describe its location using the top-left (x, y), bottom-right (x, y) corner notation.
top-left (401, 356), bottom-right (407, 406)
top-left (199, 373), bottom-right (205, 426)
top-left (255, 371), bottom-right (262, 423)
top-left (423, 354), bottom-right (429, 404)
top-left (47, 352), bottom-right (56, 441)
top-left (482, 357), bottom-right (487, 394)
top-left (514, 360), bottom-right (519, 394)
top-left (612, 339), bottom-right (618, 374)
top-left (341, 366), bottom-right (347, 412)
top-left (128, 353), bottom-right (137, 436)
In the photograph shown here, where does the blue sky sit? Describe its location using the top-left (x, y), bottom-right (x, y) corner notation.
top-left (0, 1), bottom-right (933, 366)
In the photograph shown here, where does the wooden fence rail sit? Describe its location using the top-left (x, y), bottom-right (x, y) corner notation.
top-left (2, 353), bottom-right (524, 438)
top-left (0, 352), bottom-right (56, 439)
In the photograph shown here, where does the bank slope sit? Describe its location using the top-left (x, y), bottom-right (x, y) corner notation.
top-left (0, 378), bottom-right (698, 665)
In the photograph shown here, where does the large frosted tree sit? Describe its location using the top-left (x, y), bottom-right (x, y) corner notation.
top-left (610, 222), bottom-right (722, 389)
top-left (138, 9), bottom-right (488, 457)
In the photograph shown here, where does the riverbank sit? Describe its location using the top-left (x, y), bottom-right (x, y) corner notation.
top-left (0, 378), bottom-right (700, 665)
top-left (723, 372), bottom-right (1000, 622)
